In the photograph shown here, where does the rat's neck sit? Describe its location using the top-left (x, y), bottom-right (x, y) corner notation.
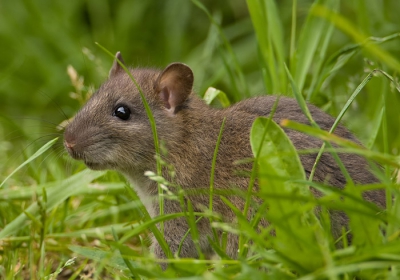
top-left (121, 169), bottom-right (157, 216)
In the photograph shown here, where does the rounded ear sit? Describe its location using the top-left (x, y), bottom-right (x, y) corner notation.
top-left (155, 63), bottom-right (194, 114)
top-left (109, 51), bottom-right (126, 78)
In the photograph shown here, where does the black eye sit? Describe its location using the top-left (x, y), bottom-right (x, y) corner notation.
top-left (113, 106), bottom-right (131, 120)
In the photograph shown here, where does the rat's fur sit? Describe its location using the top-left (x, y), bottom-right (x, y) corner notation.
top-left (64, 53), bottom-right (385, 262)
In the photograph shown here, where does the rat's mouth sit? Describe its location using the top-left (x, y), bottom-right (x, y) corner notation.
top-left (64, 141), bottom-right (115, 170)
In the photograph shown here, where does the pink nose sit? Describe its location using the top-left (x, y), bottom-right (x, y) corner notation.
top-left (64, 140), bottom-right (76, 150)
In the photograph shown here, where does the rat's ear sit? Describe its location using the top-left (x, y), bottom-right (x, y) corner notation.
top-left (109, 52), bottom-right (126, 78)
top-left (155, 63), bottom-right (194, 114)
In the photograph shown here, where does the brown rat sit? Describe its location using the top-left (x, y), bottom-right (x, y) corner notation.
top-left (64, 52), bottom-right (385, 262)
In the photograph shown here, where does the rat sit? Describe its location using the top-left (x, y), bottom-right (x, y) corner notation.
top-left (64, 52), bottom-right (385, 262)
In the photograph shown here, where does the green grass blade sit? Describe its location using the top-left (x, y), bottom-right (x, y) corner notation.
top-left (122, 183), bottom-right (171, 260)
top-left (118, 212), bottom-right (216, 244)
top-left (312, 5), bottom-right (400, 73)
top-left (305, 1), bottom-right (338, 101)
top-left (308, 43), bottom-right (359, 99)
top-left (250, 117), bottom-right (324, 271)
top-left (281, 119), bottom-right (400, 168)
top-left (307, 70), bottom-right (376, 183)
top-left (203, 87), bottom-right (231, 107)
top-left (209, 117), bottom-right (226, 244)
top-left (0, 169), bottom-right (105, 239)
top-left (285, 63), bottom-right (353, 183)
top-left (69, 245), bottom-right (134, 272)
top-left (291, 0), bottom-right (338, 94)
top-left (246, 0), bottom-right (286, 94)
top-left (192, 0), bottom-right (249, 98)
top-left (0, 137), bottom-right (58, 188)
top-left (309, 33), bottom-right (400, 99)
top-left (289, 0), bottom-right (297, 60)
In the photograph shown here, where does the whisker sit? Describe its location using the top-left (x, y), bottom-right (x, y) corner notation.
top-left (37, 90), bottom-right (70, 124)
top-left (11, 116), bottom-right (65, 128)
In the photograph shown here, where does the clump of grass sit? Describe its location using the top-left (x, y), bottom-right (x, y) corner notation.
top-left (1, 0), bottom-right (400, 279)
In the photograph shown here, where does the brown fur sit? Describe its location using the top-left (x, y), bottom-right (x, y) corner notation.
top-left (64, 53), bottom-right (385, 263)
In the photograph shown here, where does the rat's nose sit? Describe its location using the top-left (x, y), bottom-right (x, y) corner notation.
top-left (64, 140), bottom-right (76, 151)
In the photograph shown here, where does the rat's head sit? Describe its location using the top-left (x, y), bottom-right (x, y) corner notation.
top-left (64, 52), bottom-right (194, 172)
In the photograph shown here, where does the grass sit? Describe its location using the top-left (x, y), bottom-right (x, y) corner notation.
top-left (1, 0), bottom-right (400, 279)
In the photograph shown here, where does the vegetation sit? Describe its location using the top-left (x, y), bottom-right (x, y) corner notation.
top-left (1, 0), bottom-right (400, 278)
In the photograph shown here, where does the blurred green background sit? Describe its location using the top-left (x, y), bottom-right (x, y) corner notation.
top-left (1, 0), bottom-right (400, 170)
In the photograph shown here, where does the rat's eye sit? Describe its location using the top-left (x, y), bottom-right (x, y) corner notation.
top-left (113, 105), bottom-right (131, 120)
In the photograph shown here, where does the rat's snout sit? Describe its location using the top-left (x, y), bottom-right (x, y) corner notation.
top-left (64, 138), bottom-right (79, 159)
top-left (64, 127), bottom-right (81, 159)
top-left (64, 139), bottom-right (76, 152)
top-left (64, 128), bottom-right (75, 150)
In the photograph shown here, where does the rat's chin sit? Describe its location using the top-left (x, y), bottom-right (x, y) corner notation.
top-left (84, 161), bottom-right (108, 170)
